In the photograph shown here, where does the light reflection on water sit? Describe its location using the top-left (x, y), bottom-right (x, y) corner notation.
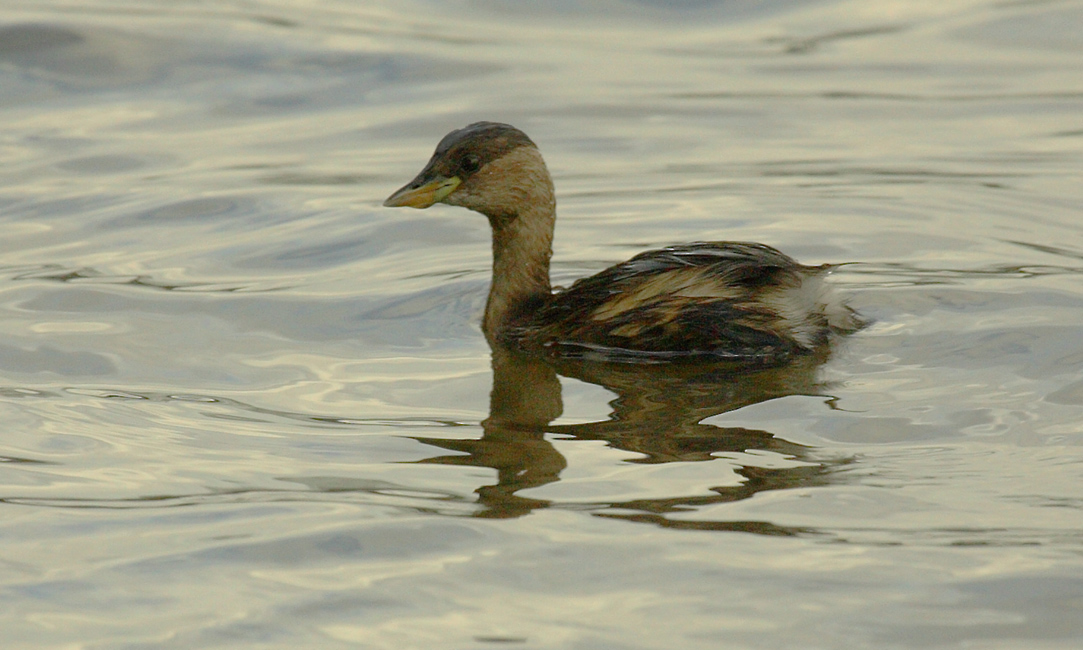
top-left (2, 0), bottom-right (1083, 648)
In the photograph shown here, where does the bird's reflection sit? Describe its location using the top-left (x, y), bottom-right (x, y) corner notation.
top-left (411, 345), bottom-right (848, 532)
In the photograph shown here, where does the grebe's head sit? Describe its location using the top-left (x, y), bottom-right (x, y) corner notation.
top-left (384, 122), bottom-right (551, 221)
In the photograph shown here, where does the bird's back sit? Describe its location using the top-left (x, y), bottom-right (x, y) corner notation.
top-left (506, 242), bottom-right (863, 363)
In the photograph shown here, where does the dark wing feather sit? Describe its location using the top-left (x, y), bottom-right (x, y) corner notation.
top-left (509, 242), bottom-right (821, 362)
top-left (543, 242), bottom-right (802, 313)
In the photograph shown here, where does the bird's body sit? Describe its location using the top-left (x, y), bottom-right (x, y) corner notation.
top-left (384, 122), bottom-right (862, 363)
top-left (510, 242), bottom-right (853, 362)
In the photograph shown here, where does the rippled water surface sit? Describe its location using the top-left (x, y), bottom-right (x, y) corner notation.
top-left (2, 0), bottom-right (1083, 648)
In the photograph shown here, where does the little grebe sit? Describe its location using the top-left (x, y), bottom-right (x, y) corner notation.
top-left (384, 122), bottom-right (863, 363)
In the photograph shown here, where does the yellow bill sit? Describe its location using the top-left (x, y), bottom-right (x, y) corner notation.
top-left (383, 175), bottom-right (461, 209)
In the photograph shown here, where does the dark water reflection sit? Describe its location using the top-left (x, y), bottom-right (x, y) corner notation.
top-left (415, 345), bottom-right (846, 531)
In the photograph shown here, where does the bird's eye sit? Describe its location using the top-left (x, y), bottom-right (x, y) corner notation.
top-left (460, 154), bottom-right (481, 174)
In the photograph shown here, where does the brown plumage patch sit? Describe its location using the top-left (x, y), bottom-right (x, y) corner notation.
top-left (588, 267), bottom-right (743, 322)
